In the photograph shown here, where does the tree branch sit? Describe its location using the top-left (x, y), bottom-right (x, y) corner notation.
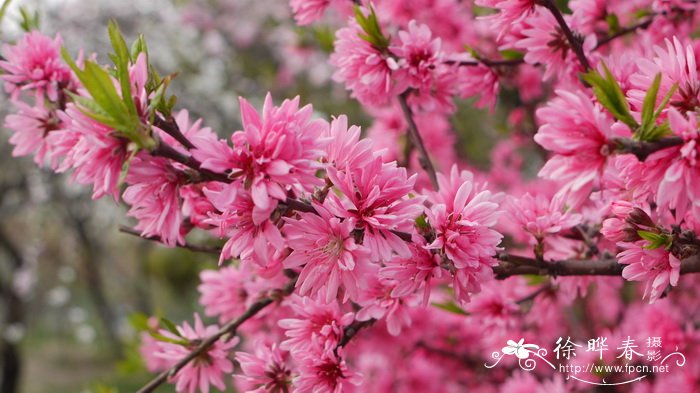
top-left (539, 0), bottom-right (591, 71)
top-left (136, 277), bottom-right (297, 393)
top-left (118, 225), bottom-right (222, 255)
top-left (614, 136), bottom-right (684, 161)
top-left (595, 16), bottom-right (655, 49)
top-left (398, 91), bottom-right (439, 189)
top-left (493, 253), bottom-right (700, 279)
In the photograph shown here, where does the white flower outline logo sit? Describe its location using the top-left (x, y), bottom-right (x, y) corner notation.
top-left (502, 338), bottom-right (540, 359)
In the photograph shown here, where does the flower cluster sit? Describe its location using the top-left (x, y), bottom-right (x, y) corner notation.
top-left (4, 0), bottom-right (700, 391)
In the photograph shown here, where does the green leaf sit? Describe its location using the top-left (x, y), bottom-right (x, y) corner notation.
top-left (431, 301), bottom-right (469, 316)
top-left (353, 4), bottom-right (390, 49)
top-left (18, 7), bottom-right (39, 32)
top-left (641, 73), bottom-right (661, 131)
top-left (159, 317), bottom-right (181, 336)
top-left (605, 13), bottom-right (620, 34)
top-left (637, 230), bottom-right (670, 250)
top-left (0, 0), bottom-right (14, 27)
top-left (108, 20), bottom-right (138, 119)
top-left (583, 63), bottom-right (638, 129)
top-left (150, 332), bottom-right (189, 346)
top-left (130, 34), bottom-right (149, 61)
top-left (499, 49), bottom-right (524, 61)
top-left (653, 83), bottom-right (679, 120)
top-left (128, 312), bottom-right (150, 332)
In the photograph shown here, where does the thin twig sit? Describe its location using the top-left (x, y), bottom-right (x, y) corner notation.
top-left (614, 136), bottom-right (684, 161)
top-left (136, 277), bottom-right (297, 393)
top-left (118, 226), bottom-right (222, 255)
top-left (336, 319), bottom-right (375, 350)
top-left (595, 16), bottom-right (656, 49)
top-left (398, 91), bottom-right (439, 189)
top-left (493, 253), bottom-right (700, 278)
top-left (539, 0), bottom-right (591, 71)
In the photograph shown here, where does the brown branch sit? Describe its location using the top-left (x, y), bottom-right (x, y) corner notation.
top-left (493, 253), bottom-right (700, 279)
top-left (136, 277), bottom-right (297, 393)
top-left (336, 319), bottom-right (375, 350)
top-left (398, 91), bottom-right (439, 189)
top-left (595, 16), bottom-right (655, 49)
top-left (539, 0), bottom-right (591, 71)
top-left (445, 58), bottom-right (525, 67)
top-left (150, 142), bottom-right (231, 183)
top-left (154, 116), bottom-right (195, 150)
top-left (118, 226), bottom-right (222, 254)
top-left (614, 136), bottom-right (684, 161)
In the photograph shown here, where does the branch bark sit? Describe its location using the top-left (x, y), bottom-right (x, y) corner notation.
top-left (493, 253), bottom-right (700, 279)
top-left (539, 0), bottom-right (591, 71)
top-left (398, 91), bottom-right (439, 189)
top-left (135, 277), bottom-right (297, 393)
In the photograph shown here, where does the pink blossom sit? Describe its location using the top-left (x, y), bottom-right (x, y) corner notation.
top-left (425, 168), bottom-right (503, 304)
top-left (295, 350), bottom-right (362, 393)
top-left (457, 61), bottom-right (500, 111)
top-left (290, 0), bottom-right (330, 25)
top-left (475, 0), bottom-right (537, 33)
top-left (535, 89), bottom-right (628, 202)
top-left (203, 183), bottom-right (284, 269)
top-left (197, 94), bottom-right (328, 213)
top-left (379, 238), bottom-right (441, 306)
top-left (324, 115), bottom-right (375, 172)
top-left (329, 19), bottom-right (397, 106)
top-left (154, 314), bottom-right (238, 393)
top-left (123, 155), bottom-right (184, 246)
top-left (506, 193), bottom-right (582, 240)
top-left (644, 108), bottom-right (700, 221)
top-left (49, 105), bottom-right (129, 200)
top-left (4, 101), bottom-right (62, 167)
top-left (284, 202), bottom-right (372, 303)
top-left (0, 31), bottom-right (73, 102)
top-left (278, 295), bottom-right (354, 356)
top-left (391, 21), bottom-right (456, 112)
top-left (355, 278), bottom-right (414, 336)
top-left (629, 37), bottom-right (700, 113)
top-left (235, 343), bottom-right (294, 393)
top-left (325, 157), bottom-right (424, 261)
top-left (198, 266), bottom-right (251, 324)
top-left (513, 9), bottom-right (593, 81)
top-left (618, 242), bottom-right (681, 303)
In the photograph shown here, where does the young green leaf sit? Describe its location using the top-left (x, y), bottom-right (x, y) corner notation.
top-left (641, 73), bottom-right (661, 130)
top-left (431, 301), bottom-right (469, 316)
top-left (583, 63), bottom-right (638, 129)
top-left (159, 317), bottom-right (181, 337)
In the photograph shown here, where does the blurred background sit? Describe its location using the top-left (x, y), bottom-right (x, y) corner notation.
top-left (0, 0), bottom-right (503, 392)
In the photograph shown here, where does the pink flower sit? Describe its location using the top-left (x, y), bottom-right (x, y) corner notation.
top-left (329, 19), bottom-right (397, 106)
top-left (324, 115), bottom-right (375, 172)
top-left (123, 155), bottom-right (184, 246)
top-left (235, 343), bottom-right (293, 393)
top-left (197, 94), bottom-right (328, 213)
top-left (295, 350), bottom-right (362, 393)
top-left (290, 0), bottom-right (330, 25)
top-left (617, 242), bottom-right (681, 303)
top-left (513, 9), bottom-right (592, 81)
top-left (278, 295), bottom-right (354, 356)
top-left (284, 202), bottom-right (372, 303)
top-left (457, 61), bottom-right (500, 111)
top-left (4, 101), bottom-right (62, 167)
top-left (379, 238), bottom-right (441, 306)
top-left (0, 31), bottom-right (73, 102)
top-left (325, 157), bottom-right (424, 261)
top-left (535, 89), bottom-right (627, 202)
top-left (425, 168), bottom-right (503, 304)
top-left (475, 0), bottom-right (537, 33)
top-left (198, 266), bottom-right (251, 324)
top-left (355, 278), bottom-right (414, 336)
top-left (154, 314), bottom-right (238, 393)
top-left (629, 37), bottom-right (700, 113)
top-left (203, 183), bottom-right (284, 269)
top-left (49, 105), bottom-right (129, 200)
top-left (506, 193), bottom-right (582, 240)
top-left (644, 108), bottom-right (700, 221)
